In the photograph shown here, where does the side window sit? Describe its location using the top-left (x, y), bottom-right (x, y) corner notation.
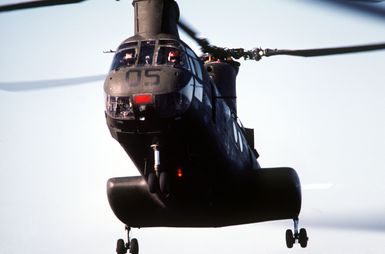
top-left (185, 47), bottom-right (203, 81)
top-left (192, 58), bottom-right (203, 81)
top-left (188, 57), bottom-right (196, 76)
top-left (186, 48), bottom-right (196, 58)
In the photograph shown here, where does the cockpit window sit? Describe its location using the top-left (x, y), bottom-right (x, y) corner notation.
top-left (110, 48), bottom-right (137, 70)
top-left (120, 49), bottom-right (137, 66)
top-left (157, 47), bottom-right (188, 67)
top-left (138, 40), bottom-right (155, 65)
top-left (159, 39), bottom-right (182, 47)
top-left (156, 40), bottom-right (188, 68)
top-left (118, 41), bottom-right (138, 50)
top-left (110, 39), bottom-right (190, 71)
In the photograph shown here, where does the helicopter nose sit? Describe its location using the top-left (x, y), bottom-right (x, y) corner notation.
top-left (104, 67), bottom-right (194, 121)
top-left (104, 89), bottom-right (193, 133)
top-left (105, 66), bottom-right (191, 96)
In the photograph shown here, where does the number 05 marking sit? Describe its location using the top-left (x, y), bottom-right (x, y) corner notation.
top-left (126, 69), bottom-right (161, 87)
top-left (144, 69), bottom-right (160, 86)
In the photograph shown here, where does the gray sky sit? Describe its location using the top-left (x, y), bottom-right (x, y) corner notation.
top-left (1, 1), bottom-right (385, 253)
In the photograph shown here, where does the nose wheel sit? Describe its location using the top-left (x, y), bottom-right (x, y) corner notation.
top-left (147, 143), bottom-right (170, 195)
top-left (285, 218), bottom-right (308, 248)
top-left (116, 226), bottom-right (139, 254)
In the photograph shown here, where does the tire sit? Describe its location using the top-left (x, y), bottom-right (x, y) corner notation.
top-left (147, 173), bottom-right (158, 193)
top-left (159, 172), bottom-right (170, 195)
top-left (285, 229), bottom-right (294, 248)
top-left (299, 228), bottom-right (308, 248)
top-left (116, 239), bottom-right (127, 254)
top-left (130, 238), bottom-right (139, 254)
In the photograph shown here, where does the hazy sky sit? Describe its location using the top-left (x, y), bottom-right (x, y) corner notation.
top-left (1, 1), bottom-right (385, 254)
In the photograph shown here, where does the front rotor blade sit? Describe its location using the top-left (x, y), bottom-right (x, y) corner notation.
top-left (0, 75), bottom-right (105, 92)
top-left (311, 0), bottom-right (385, 22)
top-left (0, 0), bottom-right (85, 12)
top-left (177, 19), bottom-right (199, 42)
top-left (263, 42), bottom-right (385, 58)
top-left (178, 19), bottom-right (213, 53)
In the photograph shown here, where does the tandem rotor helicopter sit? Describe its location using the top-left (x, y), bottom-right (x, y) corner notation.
top-left (1, 1), bottom-right (385, 254)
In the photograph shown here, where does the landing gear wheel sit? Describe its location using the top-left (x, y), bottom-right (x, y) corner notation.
top-left (159, 172), bottom-right (170, 195)
top-left (299, 228), bottom-right (308, 248)
top-left (285, 218), bottom-right (309, 248)
top-left (116, 239), bottom-right (127, 254)
top-left (129, 238), bottom-right (139, 254)
top-left (285, 229), bottom-right (294, 248)
top-left (147, 173), bottom-right (158, 193)
top-left (116, 227), bottom-right (139, 254)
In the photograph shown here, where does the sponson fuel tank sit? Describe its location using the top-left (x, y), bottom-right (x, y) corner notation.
top-left (107, 167), bottom-right (302, 228)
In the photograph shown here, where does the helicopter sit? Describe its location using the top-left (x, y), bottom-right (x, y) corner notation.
top-left (104, 1), bottom-right (308, 252)
top-left (104, 1), bottom-right (385, 253)
top-left (1, 1), bottom-right (385, 254)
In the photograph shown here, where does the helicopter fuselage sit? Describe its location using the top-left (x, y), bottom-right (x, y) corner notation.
top-left (105, 36), bottom-right (259, 200)
top-left (105, 36), bottom-right (302, 227)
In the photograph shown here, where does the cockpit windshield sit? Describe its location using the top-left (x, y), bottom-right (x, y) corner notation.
top-left (138, 40), bottom-right (155, 65)
top-left (110, 48), bottom-right (137, 70)
top-left (110, 39), bottom-right (189, 71)
top-left (157, 46), bottom-right (188, 67)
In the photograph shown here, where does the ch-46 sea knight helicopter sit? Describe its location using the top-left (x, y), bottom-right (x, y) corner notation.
top-left (2, 0), bottom-right (385, 253)
top-left (103, 1), bottom-right (308, 252)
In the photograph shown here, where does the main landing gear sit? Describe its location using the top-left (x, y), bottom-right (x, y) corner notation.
top-left (116, 226), bottom-right (139, 254)
top-left (285, 218), bottom-right (308, 248)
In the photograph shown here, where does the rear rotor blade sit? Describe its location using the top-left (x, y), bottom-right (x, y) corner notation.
top-left (310, 0), bottom-right (385, 22)
top-left (0, 0), bottom-right (86, 12)
top-left (179, 17), bottom-right (385, 61)
top-left (262, 42), bottom-right (385, 58)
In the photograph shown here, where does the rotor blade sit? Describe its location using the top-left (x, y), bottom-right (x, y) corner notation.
top-left (180, 16), bottom-right (385, 61)
top-left (0, 75), bottom-right (105, 92)
top-left (0, 0), bottom-right (86, 12)
top-left (177, 19), bottom-right (199, 42)
top-left (263, 42), bottom-right (385, 58)
top-left (309, 0), bottom-right (385, 22)
top-left (178, 19), bottom-right (213, 53)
